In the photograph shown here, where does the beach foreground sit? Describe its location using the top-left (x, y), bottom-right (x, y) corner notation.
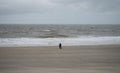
top-left (0, 45), bottom-right (120, 73)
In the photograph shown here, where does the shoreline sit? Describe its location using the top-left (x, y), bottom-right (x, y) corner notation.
top-left (1, 36), bottom-right (120, 47)
top-left (0, 44), bottom-right (120, 48)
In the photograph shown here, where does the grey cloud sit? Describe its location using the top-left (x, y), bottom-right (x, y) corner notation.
top-left (0, 0), bottom-right (120, 15)
top-left (51, 0), bottom-right (83, 4)
top-left (51, 0), bottom-right (120, 13)
top-left (89, 0), bottom-right (120, 13)
top-left (0, 0), bottom-right (54, 15)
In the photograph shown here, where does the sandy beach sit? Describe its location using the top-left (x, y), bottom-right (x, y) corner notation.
top-left (0, 45), bottom-right (120, 73)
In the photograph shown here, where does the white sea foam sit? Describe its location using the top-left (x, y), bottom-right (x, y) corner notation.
top-left (42, 30), bottom-right (51, 32)
top-left (0, 36), bottom-right (120, 47)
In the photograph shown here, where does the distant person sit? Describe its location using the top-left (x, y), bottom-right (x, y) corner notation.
top-left (59, 43), bottom-right (62, 49)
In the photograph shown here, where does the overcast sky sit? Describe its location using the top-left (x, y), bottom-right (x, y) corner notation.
top-left (0, 0), bottom-right (120, 24)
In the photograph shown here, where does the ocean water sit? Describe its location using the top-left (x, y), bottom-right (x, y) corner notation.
top-left (0, 24), bottom-right (120, 46)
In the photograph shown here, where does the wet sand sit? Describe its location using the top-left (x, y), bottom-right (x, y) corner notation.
top-left (0, 45), bottom-right (120, 73)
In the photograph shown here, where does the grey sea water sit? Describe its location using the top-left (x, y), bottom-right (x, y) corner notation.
top-left (0, 24), bottom-right (120, 38)
top-left (0, 24), bottom-right (120, 46)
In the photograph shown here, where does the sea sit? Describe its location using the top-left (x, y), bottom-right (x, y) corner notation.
top-left (0, 24), bottom-right (120, 47)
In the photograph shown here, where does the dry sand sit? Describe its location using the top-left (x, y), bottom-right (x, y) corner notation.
top-left (0, 45), bottom-right (120, 73)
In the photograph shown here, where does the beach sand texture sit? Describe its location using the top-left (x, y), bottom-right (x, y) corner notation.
top-left (0, 45), bottom-right (120, 73)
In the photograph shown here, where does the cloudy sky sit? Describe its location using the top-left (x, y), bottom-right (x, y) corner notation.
top-left (0, 0), bottom-right (120, 24)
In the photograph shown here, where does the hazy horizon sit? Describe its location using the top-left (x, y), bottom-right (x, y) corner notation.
top-left (0, 23), bottom-right (120, 25)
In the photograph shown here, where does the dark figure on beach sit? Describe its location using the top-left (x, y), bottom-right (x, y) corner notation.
top-left (59, 43), bottom-right (62, 49)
